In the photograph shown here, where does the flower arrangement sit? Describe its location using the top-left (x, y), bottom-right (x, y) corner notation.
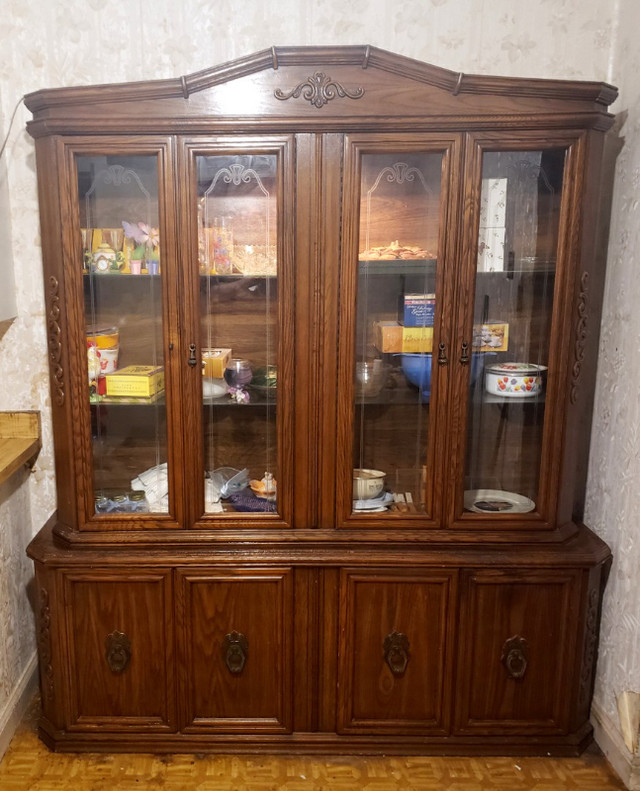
top-left (122, 221), bottom-right (160, 261)
top-left (227, 386), bottom-right (250, 404)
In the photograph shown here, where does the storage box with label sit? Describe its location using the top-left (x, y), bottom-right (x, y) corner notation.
top-left (373, 321), bottom-right (403, 353)
top-left (403, 293), bottom-right (436, 327)
top-left (402, 326), bottom-right (434, 353)
top-left (105, 365), bottom-right (165, 398)
top-left (472, 322), bottom-right (509, 352)
top-left (202, 347), bottom-right (232, 378)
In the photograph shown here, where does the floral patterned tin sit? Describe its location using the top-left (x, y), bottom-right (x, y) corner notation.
top-left (485, 362), bottom-right (547, 398)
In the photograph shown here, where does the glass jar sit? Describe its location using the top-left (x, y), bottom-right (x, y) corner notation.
top-left (128, 490), bottom-right (150, 512)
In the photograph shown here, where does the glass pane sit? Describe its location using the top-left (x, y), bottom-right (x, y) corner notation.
top-left (79, 155), bottom-right (167, 515)
top-left (354, 153), bottom-right (443, 517)
top-left (197, 154), bottom-right (278, 515)
top-left (464, 148), bottom-right (565, 515)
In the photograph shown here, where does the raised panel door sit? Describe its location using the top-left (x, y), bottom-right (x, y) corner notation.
top-left (177, 568), bottom-right (293, 732)
top-left (337, 569), bottom-right (456, 734)
top-left (455, 569), bottom-right (582, 734)
top-left (62, 570), bottom-right (175, 731)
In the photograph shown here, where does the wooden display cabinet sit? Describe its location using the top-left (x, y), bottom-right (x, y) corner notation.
top-left (26, 46), bottom-right (615, 754)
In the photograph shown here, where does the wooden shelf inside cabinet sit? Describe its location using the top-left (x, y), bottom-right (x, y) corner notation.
top-left (0, 411), bottom-right (41, 485)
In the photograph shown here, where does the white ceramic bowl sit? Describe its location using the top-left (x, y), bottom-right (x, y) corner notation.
top-left (353, 468), bottom-right (386, 500)
top-left (485, 362), bottom-right (547, 398)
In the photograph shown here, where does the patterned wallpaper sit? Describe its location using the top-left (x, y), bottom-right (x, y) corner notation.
top-left (584, 0), bottom-right (640, 746)
top-left (0, 0), bottom-right (636, 753)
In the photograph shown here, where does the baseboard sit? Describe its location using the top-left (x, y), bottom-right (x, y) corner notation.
top-left (0, 652), bottom-right (38, 762)
top-left (592, 699), bottom-right (640, 790)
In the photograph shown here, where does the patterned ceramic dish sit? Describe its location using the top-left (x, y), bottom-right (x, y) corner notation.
top-left (485, 362), bottom-right (547, 398)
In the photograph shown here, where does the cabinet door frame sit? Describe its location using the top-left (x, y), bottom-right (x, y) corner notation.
top-left (335, 133), bottom-right (465, 530)
top-left (336, 567), bottom-right (458, 735)
top-left (177, 136), bottom-right (296, 530)
top-left (454, 567), bottom-right (583, 735)
top-left (446, 130), bottom-right (587, 530)
top-left (60, 567), bottom-right (176, 732)
top-left (176, 566), bottom-right (294, 733)
top-left (56, 136), bottom-right (184, 531)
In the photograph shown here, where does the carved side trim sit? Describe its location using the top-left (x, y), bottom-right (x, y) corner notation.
top-left (579, 587), bottom-right (600, 709)
top-left (570, 271), bottom-right (589, 405)
top-left (47, 276), bottom-right (65, 406)
top-left (275, 72), bottom-right (365, 108)
top-left (38, 588), bottom-right (55, 703)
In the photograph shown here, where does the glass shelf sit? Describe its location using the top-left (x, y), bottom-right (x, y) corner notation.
top-left (358, 258), bottom-right (437, 276)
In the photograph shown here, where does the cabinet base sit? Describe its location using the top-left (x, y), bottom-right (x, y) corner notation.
top-left (37, 717), bottom-right (594, 757)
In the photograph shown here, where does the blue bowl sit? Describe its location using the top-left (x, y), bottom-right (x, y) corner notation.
top-left (401, 352), bottom-right (492, 399)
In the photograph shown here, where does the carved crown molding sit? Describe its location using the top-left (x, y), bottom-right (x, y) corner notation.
top-left (275, 72), bottom-right (364, 108)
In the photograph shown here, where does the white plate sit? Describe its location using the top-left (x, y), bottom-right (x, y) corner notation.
top-left (464, 488), bottom-right (535, 514)
top-left (353, 491), bottom-right (394, 511)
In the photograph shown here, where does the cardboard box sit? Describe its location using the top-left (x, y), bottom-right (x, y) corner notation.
top-left (202, 348), bottom-right (231, 379)
top-left (402, 326), bottom-right (434, 353)
top-left (105, 365), bottom-right (165, 398)
top-left (472, 322), bottom-right (509, 353)
top-left (403, 294), bottom-right (436, 327)
top-left (373, 321), bottom-right (403, 353)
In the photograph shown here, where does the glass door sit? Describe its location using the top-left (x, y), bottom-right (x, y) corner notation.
top-left (78, 152), bottom-right (171, 519)
top-left (459, 142), bottom-right (571, 521)
top-left (182, 140), bottom-right (293, 524)
top-left (338, 138), bottom-right (461, 524)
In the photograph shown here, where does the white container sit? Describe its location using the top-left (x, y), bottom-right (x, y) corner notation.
top-left (353, 469), bottom-right (385, 500)
top-left (485, 362), bottom-right (547, 398)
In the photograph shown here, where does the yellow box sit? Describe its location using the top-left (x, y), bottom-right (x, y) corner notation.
top-left (402, 327), bottom-right (434, 353)
top-left (472, 322), bottom-right (509, 352)
top-left (202, 348), bottom-right (231, 379)
top-left (374, 321), bottom-right (403, 353)
top-left (105, 365), bottom-right (165, 398)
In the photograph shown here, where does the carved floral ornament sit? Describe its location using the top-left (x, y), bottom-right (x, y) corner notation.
top-left (275, 72), bottom-right (365, 108)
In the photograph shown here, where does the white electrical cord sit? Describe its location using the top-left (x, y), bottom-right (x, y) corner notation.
top-left (0, 95), bottom-right (25, 161)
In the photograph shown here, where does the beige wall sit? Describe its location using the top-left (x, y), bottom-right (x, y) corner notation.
top-left (0, 0), bottom-right (636, 765)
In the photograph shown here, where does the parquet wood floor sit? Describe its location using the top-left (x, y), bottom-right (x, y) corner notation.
top-left (0, 696), bottom-right (626, 790)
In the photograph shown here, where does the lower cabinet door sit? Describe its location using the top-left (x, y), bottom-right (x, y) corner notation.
top-left (455, 569), bottom-right (582, 735)
top-left (177, 567), bottom-right (293, 733)
top-left (337, 569), bottom-right (456, 735)
top-left (62, 569), bottom-right (175, 731)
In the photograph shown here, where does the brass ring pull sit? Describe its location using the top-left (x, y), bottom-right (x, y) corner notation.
top-left (384, 631), bottom-right (410, 676)
top-left (105, 630), bottom-right (131, 673)
top-left (501, 635), bottom-right (529, 680)
top-left (223, 631), bottom-right (248, 674)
